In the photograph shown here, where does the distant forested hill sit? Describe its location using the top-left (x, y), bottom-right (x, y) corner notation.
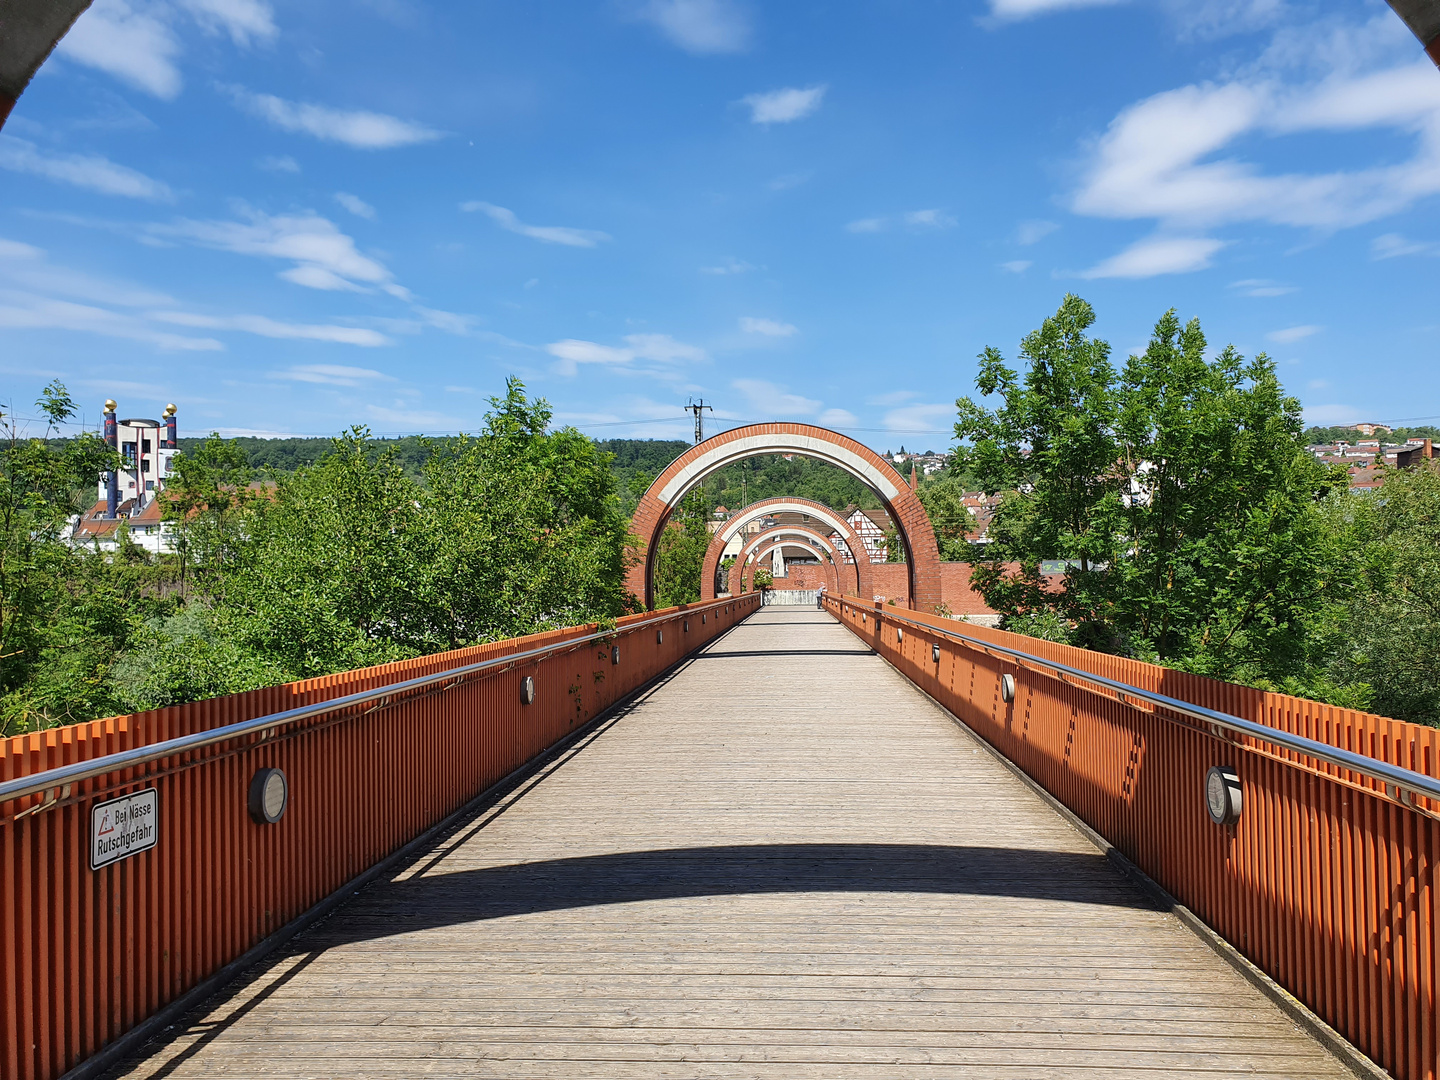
top-left (176, 434), bottom-right (889, 518)
top-left (1302, 425), bottom-right (1440, 444)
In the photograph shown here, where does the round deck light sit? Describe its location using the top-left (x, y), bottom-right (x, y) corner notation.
top-left (1206, 766), bottom-right (1242, 825)
top-left (248, 768), bottom-right (288, 825)
top-left (1000, 674), bottom-right (1016, 704)
top-left (520, 676), bottom-right (535, 705)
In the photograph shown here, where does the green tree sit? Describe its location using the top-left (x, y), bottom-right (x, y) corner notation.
top-left (1317, 461), bottom-right (1440, 724)
top-left (954, 294), bottom-right (1121, 624)
top-left (162, 432), bottom-right (260, 603)
top-left (653, 488), bottom-right (713, 607)
top-left (917, 475), bottom-right (976, 561)
top-left (0, 382), bottom-right (161, 733)
top-left (956, 298), bottom-right (1343, 684)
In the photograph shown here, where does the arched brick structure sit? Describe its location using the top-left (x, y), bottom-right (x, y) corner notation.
top-left (733, 529), bottom-right (841, 595)
top-left (700, 497), bottom-right (875, 601)
top-left (629, 423), bottom-right (941, 612)
top-left (742, 540), bottom-right (840, 595)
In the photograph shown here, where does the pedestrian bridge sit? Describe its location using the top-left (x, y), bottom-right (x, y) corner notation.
top-left (3, 598), bottom-right (1436, 1079)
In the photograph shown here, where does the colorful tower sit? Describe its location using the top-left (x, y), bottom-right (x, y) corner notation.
top-left (163, 403), bottom-right (177, 449)
top-left (104, 399), bottom-right (118, 518)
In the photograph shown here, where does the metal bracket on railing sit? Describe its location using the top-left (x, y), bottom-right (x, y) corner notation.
top-left (14, 783), bottom-right (72, 821)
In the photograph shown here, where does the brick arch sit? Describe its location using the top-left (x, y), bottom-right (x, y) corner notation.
top-left (732, 528), bottom-right (841, 594)
top-left (742, 540), bottom-right (840, 595)
top-left (629, 423), bottom-right (941, 611)
top-left (700, 497), bottom-right (875, 601)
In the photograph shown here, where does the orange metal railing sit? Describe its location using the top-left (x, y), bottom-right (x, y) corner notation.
top-left (828, 595), bottom-right (1438, 1080)
top-left (0, 594), bottom-right (759, 1080)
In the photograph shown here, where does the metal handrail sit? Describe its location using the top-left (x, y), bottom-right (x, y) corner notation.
top-left (832, 597), bottom-right (1440, 804)
top-left (1, 597), bottom-right (749, 807)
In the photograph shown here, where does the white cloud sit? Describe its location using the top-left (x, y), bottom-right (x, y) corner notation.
top-left (903, 209), bottom-right (956, 229)
top-left (546, 333), bottom-right (706, 375)
top-left (271, 364), bottom-right (396, 386)
top-left (59, 0), bottom-right (183, 98)
top-left (818, 408), bottom-right (859, 428)
top-left (1307, 379), bottom-right (1330, 390)
top-left (846, 217), bottom-right (886, 233)
top-left (700, 257), bottom-right (755, 275)
top-left (847, 211), bottom-right (955, 234)
top-left (1372, 233), bottom-right (1440, 259)
top-left (176, 0), bottom-right (277, 45)
top-left (742, 85), bottom-right (826, 125)
top-left (0, 136), bottom-right (172, 200)
top-left (58, 0), bottom-right (277, 99)
top-left (1266, 324), bottom-right (1321, 344)
top-left (148, 209), bottom-right (394, 291)
top-left (1081, 235), bottom-right (1224, 278)
top-left (988, 0), bottom-right (1127, 19)
top-left (1016, 219), bottom-right (1059, 244)
top-left (364, 404), bottom-right (466, 430)
top-left (739, 316), bottom-right (796, 337)
top-left (1304, 403), bottom-right (1364, 426)
top-left (1000, 259), bottom-right (1032, 273)
top-left (227, 87), bottom-right (443, 149)
top-left (884, 403), bottom-right (954, 432)
top-left (257, 154), bottom-right (300, 173)
top-left (0, 235), bottom-right (175, 308)
top-left (635, 0), bottom-right (749, 54)
top-left (154, 312), bottom-right (391, 346)
top-left (334, 192), bottom-right (377, 220)
top-left (0, 290), bottom-right (221, 350)
top-left (867, 390), bottom-right (918, 407)
top-left (1073, 63), bottom-right (1440, 233)
top-left (768, 172), bottom-right (811, 190)
top-left (732, 378), bottom-right (821, 417)
top-left (1230, 278), bottom-right (1298, 296)
top-left (462, 202), bottom-right (610, 248)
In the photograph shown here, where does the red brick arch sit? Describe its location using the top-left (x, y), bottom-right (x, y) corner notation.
top-left (731, 525), bottom-right (839, 593)
top-left (743, 541), bottom-right (840, 595)
top-left (700, 497), bottom-right (875, 601)
top-left (734, 529), bottom-right (841, 594)
top-left (628, 423), bottom-right (941, 612)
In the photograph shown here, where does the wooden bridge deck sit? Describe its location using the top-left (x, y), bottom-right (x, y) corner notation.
top-left (112, 608), bottom-right (1352, 1079)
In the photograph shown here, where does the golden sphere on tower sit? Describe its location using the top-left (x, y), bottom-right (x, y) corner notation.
top-left (164, 404), bottom-right (177, 416)
top-left (104, 400), bottom-right (117, 412)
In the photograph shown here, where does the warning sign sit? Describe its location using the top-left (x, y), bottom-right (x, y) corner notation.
top-left (90, 789), bottom-right (158, 870)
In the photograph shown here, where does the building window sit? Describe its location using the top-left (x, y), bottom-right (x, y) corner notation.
top-left (146, 480), bottom-right (155, 490)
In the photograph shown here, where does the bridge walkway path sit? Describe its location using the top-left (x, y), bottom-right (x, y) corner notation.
top-left (110, 607), bottom-right (1352, 1079)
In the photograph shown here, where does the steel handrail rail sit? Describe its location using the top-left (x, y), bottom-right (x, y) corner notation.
top-left (832, 597), bottom-right (1440, 803)
top-left (1, 597), bottom-right (746, 806)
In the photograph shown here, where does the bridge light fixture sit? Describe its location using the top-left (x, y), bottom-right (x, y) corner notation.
top-left (1000, 674), bottom-right (1016, 704)
top-left (1206, 766), bottom-right (1243, 826)
top-left (684, 620), bottom-right (690, 633)
top-left (897, 627), bottom-right (903, 643)
top-left (520, 676), bottom-right (535, 705)
top-left (656, 630), bottom-right (664, 644)
top-left (248, 768), bottom-right (288, 825)
top-left (611, 646), bottom-right (620, 665)
top-left (932, 643), bottom-right (940, 663)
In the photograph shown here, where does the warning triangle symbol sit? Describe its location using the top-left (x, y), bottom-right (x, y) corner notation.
top-left (97, 809), bottom-right (114, 835)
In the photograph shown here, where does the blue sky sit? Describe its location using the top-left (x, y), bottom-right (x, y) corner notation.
top-left (2, 0), bottom-right (1437, 447)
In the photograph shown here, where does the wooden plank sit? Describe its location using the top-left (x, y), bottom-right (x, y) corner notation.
top-left (108, 609), bottom-right (1356, 1078)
